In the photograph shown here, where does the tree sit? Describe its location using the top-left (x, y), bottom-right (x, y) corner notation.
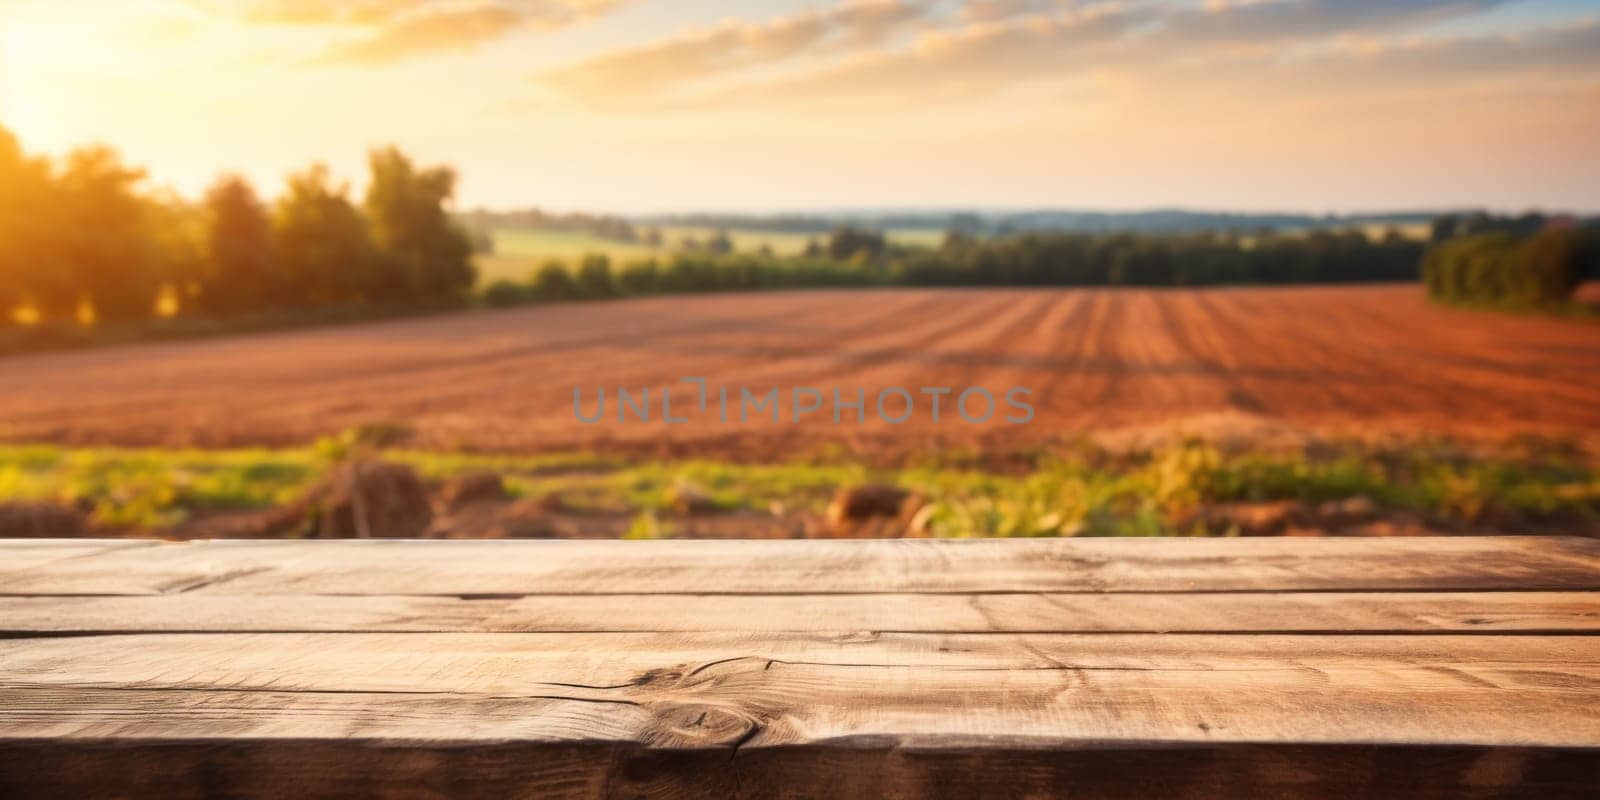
top-left (705, 229), bottom-right (734, 255)
top-left (144, 189), bottom-right (207, 317)
top-left (274, 164), bottom-right (379, 306)
top-left (619, 260), bottom-right (660, 294)
top-left (826, 226), bottom-right (886, 262)
top-left (0, 127), bottom-right (55, 322)
top-left (54, 146), bottom-right (164, 322)
top-left (466, 226), bottom-right (495, 255)
top-left (201, 175), bottom-right (276, 313)
top-left (482, 279), bottom-right (530, 308)
top-left (364, 146), bottom-right (475, 302)
top-left (531, 261), bottom-right (576, 300)
top-left (1423, 225), bottom-right (1587, 307)
top-left (575, 254), bottom-right (616, 298)
top-left (1515, 225), bottom-right (1587, 302)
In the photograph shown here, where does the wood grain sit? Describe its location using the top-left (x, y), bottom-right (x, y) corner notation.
top-left (3, 634), bottom-right (1598, 746)
top-left (2, 536), bottom-right (1596, 595)
top-left (0, 537), bottom-right (1596, 798)
top-left (1, 591), bottom-right (1595, 633)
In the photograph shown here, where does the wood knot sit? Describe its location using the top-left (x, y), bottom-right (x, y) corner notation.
top-left (649, 703), bottom-right (761, 749)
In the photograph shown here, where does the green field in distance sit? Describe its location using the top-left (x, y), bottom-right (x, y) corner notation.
top-left (475, 226), bottom-right (944, 284)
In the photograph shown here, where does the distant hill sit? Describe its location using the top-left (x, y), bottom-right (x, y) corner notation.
top-left (630, 209), bottom-right (1458, 235)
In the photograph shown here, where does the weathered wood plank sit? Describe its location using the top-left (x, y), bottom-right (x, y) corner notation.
top-left (2, 678), bottom-right (1597, 752)
top-left (2, 536), bottom-right (1596, 595)
top-left (0, 591), bottom-right (1594, 633)
top-left (0, 540), bottom-right (157, 574)
top-left (2, 538), bottom-right (1596, 797)
top-left (2, 633), bottom-right (1597, 747)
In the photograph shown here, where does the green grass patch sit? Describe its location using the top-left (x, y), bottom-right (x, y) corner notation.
top-left (2, 439), bottom-right (1594, 535)
top-left (0, 445), bottom-right (320, 528)
top-left (475, 226), bottom-right (942, 286)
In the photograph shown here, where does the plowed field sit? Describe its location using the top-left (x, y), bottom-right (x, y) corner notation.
top-left (2, 286), bottom-right (1596, 458)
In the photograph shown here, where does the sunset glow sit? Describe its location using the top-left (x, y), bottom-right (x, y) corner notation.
top-left (2, 0), bottom-right (1597, 211)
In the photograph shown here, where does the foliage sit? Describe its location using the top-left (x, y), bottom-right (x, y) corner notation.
top-left (1424, 225), bottom-right (1594, 307)
top-left (482, 279), bottom-right (531, 308)
top-left (273, 164), bottom-right (381, 305)
top-left (826, 226), bottom-right (887, 262)
top-left (0, 144), bottom-right (180, 323)
top-left (531, 260), bottom-right (578, 300)
top-left (0, 445), bottom-right (318, 529)
top-left (0, 124), bottom-right (473, 326)
top-left (5, 118), bottom-right (1589, 339)
top-left (461, 208), bottom-right (640, 243)
top-left (574, 254), bottom-right (617, 298)
top-left (201, 175), bottom-right (276, 314)
top-left (900, 228), bottom-right (1422, 287)
top-left (475, 226), bottom-right (1429, 309)
top-left (0, 129), bottom-right (48, 316)
top-left (364, 147), bottom-right (476, 301)
top-left (3, 439), bottom-right (1594, 535)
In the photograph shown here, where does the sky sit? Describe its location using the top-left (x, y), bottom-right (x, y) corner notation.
top-left (1, 0), bottom-right (1597, 213)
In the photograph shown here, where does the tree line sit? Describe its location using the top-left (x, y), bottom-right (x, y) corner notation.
top-left (484, 218), bottom-right (1598, 311)
top-left (480, 225), bottom-right (1429, 306)
top-left (459, 208), bottom-right (650, 247)
top-left (900, 229), bottom-right (1423, 287)
top-left (0, 125), bottom-right (474, 327)
top-left (1423, 216), bottom-right (1598, 307)
top-left (6, 120), bottom-right (1593, 338)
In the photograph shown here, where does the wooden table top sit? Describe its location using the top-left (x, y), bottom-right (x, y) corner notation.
top-left (1, 536), bottom-right (1597, 798)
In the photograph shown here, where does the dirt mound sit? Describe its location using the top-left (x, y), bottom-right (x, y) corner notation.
top-left (1184, 497), bottom-right (1433, 537)
top-left (1188, 501), bottom-right (1306, 536)
top-left (437, 470), bottom-right (510, 513)
top-left (825, 485), bottom-right (926, 538)
top-left (307, 460), bottom-right (433, 539)
top-left (664, 483), bottom-right (718, 515)
top-left (0, 502), bottom-right (87, 537)
top-left (430, 498), bottom-right (568, 539)
top-left (828, 485), bottom-right (915, 523)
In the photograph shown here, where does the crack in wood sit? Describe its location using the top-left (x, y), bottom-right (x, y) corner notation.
top-left (157, 567), bottom-right (275, 595)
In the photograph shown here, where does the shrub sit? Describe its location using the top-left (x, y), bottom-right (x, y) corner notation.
top-left (574, 254), bottom-right (616, 298)
top-left (1424, 226), bottom-right (1589, 307)
top-left (618, 260), bottom-right (661, 294)
top-left (482, 279), bottom-right (530, 307)
top-left (530, 260), bottom-right (576, 300)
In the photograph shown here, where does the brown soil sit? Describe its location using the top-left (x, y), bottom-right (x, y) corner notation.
top-left (157, 491), bottom-right (1580, 542)
top-left (0, 286), bottom-right (1596, 461)
top-left (0, 502), bottom-right (87, 537)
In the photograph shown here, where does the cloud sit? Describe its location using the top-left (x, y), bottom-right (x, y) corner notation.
top-left (1161, 0), bottom-right (1509, 46)
top-left (320, 5), bottom-right (528, 63)
top-left (723, 15), bottom-right (1600, 112)
top-left (201, 0), bottom-right (425, 26)
top-left (1265, 17), bottom-right (1600, 87)
top-left (530, 0), bottom-right (1589, 112)
top-left (708, 4), bottom-right (1142, 106)
top-left (959, 0), bottom-right (1073, 23)
top-left (535, 0), bottom-right (931, 98)
top-left (192, 0), bottom-right (628, 63)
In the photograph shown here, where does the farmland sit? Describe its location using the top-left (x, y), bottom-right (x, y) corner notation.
top-left (474, 226), bottom-right (944, 284)
top-left (1, 285), bottom-right (1595, 459)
